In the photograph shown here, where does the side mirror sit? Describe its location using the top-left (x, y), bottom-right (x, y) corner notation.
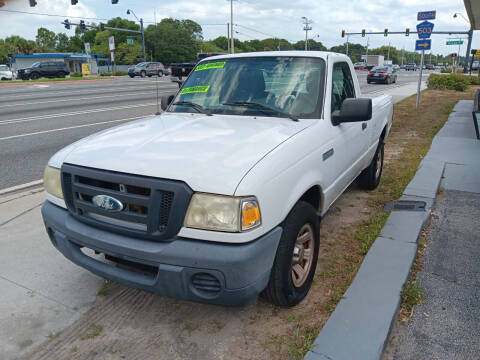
top-left (332, 98), bottom-right (372, 126)
top-left (160, 94), bottom-right (175, 111)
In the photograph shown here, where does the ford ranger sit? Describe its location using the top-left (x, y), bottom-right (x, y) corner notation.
top-left (42, 51), bottom-right (393, 307)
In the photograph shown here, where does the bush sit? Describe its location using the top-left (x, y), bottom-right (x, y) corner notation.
top-left (440, 68), bottom-right (452, 74)
top-left (71, 72), bottom-right (82, 77)
top-left (427, 73), bottom-right (469, 92)
top-left (100, 71), bottom-right (127, 76)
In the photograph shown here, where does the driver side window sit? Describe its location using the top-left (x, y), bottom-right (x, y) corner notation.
top-left (332, 62), bottom-right (356, 112)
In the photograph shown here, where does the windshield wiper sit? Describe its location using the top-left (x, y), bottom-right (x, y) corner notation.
top-left (172, 101), bottom-right (212, 116)
top-left (222, 101), bottom-right (298, 121)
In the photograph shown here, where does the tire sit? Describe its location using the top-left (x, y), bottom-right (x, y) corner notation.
top-left (261, 201), bottom-right (320, 307)
top-left (356, 141), bottom-right (384, 190)
top-left (30, 72), bottom-right (40, 80)
top-left (367, 80), bottom-right (371, 84)
top-left (141, 70), bottom-right (146, 78)
top-left (158, 71), bottom-right (163, 77)
top-left (393, 76), bottom-right (397, 83)
top-left (57, 72), bottom-right (66, 78)
top-left (129, 74), bottom-right (135, 78)
top-left (148, 75), bottom-right (152, 77)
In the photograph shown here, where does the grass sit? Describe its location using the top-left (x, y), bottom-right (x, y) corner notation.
top-left (3, 76), bottom-right (114, 84)
top-left (96, 281), bottom-right (110, 296)
top-left (401, 279), bottom-right (425, 312)
top-left (80, 324), bottom-right (104, 340)
top-left (47, 331), bottom-right (61, 340)
top-left (265, 86), bottom-right (480, 359)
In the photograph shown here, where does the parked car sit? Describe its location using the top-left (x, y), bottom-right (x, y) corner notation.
top-left (170, 52), bottom-right (227, 87)
top-left (42, 51), bottom-right (393, 307)
top-left (405, 63), bottom-right (417, 71)
top-left (426, 64), bottom-right (435, 70)
top-left (17, 61), bottom-right (69, 80)
top-left (0, 64), bottom-right (13, 80)
top-left (354, 62), bottom-right (367, 70)
top-left (367, 66), bottom-right (397, 84)
top-left (392, 64), bottom-right (400, 72)
top-left (128, 62), bottom-right (165, 78)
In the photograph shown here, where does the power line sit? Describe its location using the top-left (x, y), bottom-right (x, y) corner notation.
top-left (0, 8), bottom-right (107, 20)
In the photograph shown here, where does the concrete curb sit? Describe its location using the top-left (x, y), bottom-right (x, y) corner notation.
top-left (304, 102), bottom-right (471, 360)
top-left (0, 180), bottom-right (43, 197)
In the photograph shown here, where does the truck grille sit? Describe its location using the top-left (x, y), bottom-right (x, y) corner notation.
top-left (61, 164), bottom-right (192, 241)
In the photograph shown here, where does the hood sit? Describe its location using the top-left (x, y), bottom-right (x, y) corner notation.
top-left (56, 113), bottom-right (311, 195)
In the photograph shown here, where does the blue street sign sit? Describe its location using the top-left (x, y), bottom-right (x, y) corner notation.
top-left (417, 21), bottom-right (434, 39)
top-left (416, 39), bottom-right (432, 51)
top-left (417, 10), bottom-right (436, 21)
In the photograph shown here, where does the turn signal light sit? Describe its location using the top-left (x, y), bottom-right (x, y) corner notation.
top-left (367, 72), bottom-right (373, 76)
top-left (381, 72), bottom-right (388, 76)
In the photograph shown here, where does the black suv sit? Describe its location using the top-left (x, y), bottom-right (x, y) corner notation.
top-left (18, 61), bottom-right (70, 80)
top-left (128, 62), bottom-right (165, 78)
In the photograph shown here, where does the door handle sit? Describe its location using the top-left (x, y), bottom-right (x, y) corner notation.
top-left (362, 123), bottom-right (367, 130)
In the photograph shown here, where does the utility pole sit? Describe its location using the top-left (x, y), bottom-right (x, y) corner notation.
top-left (401, 47), bottom-right (405, 66)
top-left (227, 23), bottom-right (230, 53)
top-left (140, 18), bottom-right (145, 62)
top-left (302, 17), bottom-right (312, 51)
top-left (387, 41), bottom-right (391, 61)
top-left (230, 0), bottom-right (234, 54)
top-left (346, 35), bottom-right (350, 56)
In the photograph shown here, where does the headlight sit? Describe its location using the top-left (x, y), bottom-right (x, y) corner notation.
top-left (24, 69), bottom-right (31, 73)
top-left (43, 166), bottom-right (63, 199)
top-left (184, 193), bottom-right (261, 232)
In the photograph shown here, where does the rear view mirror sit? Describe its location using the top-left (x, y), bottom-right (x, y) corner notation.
top-left (160, 94), bottom-right (175, 111)
top-left (332, 98), bottom-right (372, 126)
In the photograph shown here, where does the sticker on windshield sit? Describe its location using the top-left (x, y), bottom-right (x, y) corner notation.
top-left (195, 62), bottom-right (226, 72)
top-left (180, 85), bottom-right (211, 95)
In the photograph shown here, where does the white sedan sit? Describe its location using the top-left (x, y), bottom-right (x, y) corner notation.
top-left (0, 65), bottom-right (14, 80)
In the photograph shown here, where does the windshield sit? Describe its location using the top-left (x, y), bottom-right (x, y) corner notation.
top-left (372, 67), bottom-right (388, 72)
top-left (31, 62), bottom-right (40, 68)
top-left (170, 56), bottom-right (326, 119)
top-left (0, 65), bottom-right (8, 71)
top-left (135, 62), bottom-right (147, 67)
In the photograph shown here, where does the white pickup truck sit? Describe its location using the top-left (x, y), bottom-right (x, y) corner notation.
top-left (42, 51), bottom-right (393, 307)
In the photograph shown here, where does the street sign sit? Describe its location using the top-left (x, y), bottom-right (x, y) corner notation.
top-left (84, 42), bottom-right (90, 54)
top-left (416, 21), bottom-right (434, 39)
top-left (416, 39), bottom-right (431, 51)
top-left (446, 40), bottom-right (464, 45)
top-left (476, 50), bottom-right (480, 57)
top-left (417, 10), bottom-right (436, 21)
top-left (126, 38), bottom-right (134, 45)
top-left (108, 36), bottom-right (115, 51)
top-left (81, 63), bottom-right (91, 76)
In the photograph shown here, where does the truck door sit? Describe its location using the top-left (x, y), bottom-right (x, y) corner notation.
top-left (331, 62), bottom-right (368, 187)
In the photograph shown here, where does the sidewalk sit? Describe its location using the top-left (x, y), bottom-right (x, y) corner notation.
top-left (0, 190), bottom-right (103, 359)
top-left (305, 100), bottom-right (480, 360)
top-left (384, 100), bottom-right (480, 359)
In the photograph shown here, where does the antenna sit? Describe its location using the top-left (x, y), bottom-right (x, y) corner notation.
top-left (154, 8), bottom-right (161, 116)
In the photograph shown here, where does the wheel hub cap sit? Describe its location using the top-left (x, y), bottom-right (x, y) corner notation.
top-left (291, 223), bottom-right (315, 288)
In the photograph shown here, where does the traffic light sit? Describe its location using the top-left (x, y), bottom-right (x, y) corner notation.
top-left (341, 30), bottom-right (345, 38)
top-left (111, 0), bottom-right (119, 3)
top-left (452, 53), bottom-right (457, 58)
top-left (64, 20), bottom-right (70, 30)
top-left (29, 0), bottom-right (37, 6)
top-left (362, 29), bottom-right (366, 37)
top-left (406, 28), bottom-right (410, 37)
top-left (99, 23), bottom-right (105, 31)
top-left (384, 28), bottom-right (388, 37)
top-left (79, 20), bottom-right (86, 30)
top-left (71, 0), bottom-right (78, 4)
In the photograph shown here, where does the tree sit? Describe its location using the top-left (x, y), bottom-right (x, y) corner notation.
top-left (0, 39), bottom-right (8, 63)
top-left (55, 33), bottom-right (71, 53)
top-left (212, 36), bottom-right (229, 51)
top-left (116, 42), bottom-right (142, 64)
top-left (36, 27), bottom-right (57, 51)
top-left (145, 18), bottom-right (201, 64)
top-left (4, 35), bottom-right (40, 55)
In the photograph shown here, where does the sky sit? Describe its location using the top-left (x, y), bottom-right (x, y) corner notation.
top-left (0, 0), bottom-right (477, 57)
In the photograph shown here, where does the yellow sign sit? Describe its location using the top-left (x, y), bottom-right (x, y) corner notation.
top-left (81, 63), bottom-right (91, 75)
top-left (475, 50), bottom-right (480, 57)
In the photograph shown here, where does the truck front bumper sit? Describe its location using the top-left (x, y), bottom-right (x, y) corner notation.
top-left (42, 201), bottom-right (282, 306)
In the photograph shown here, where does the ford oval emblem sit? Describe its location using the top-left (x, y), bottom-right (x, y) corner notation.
top-left (92, 195), bottom-right (124, 212)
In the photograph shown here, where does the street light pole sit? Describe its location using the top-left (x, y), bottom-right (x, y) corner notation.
top-left (302, 17), bottom-right (312, 51)
top-left (127, 9), bottom-right (146, 62)
top-left (454, 12), bottom-right (473, 73)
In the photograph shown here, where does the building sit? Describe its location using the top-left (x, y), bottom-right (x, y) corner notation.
top-left (9, 53), bottom-right (109, 74)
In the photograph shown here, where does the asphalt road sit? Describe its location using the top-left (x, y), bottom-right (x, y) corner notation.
top-left (0, 71), bottom-right (430, 190)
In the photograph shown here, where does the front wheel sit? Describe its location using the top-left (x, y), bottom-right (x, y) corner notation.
top-left (356, 142), bottom-right (384, 190)
top-left (158, 71), bottom-right (164, 77)
top-left (140, 70), bottom-right (146, 78)
top-left (30, 72), bottom-right (40, 80)
top-left (261, 201), bottom-right (320, 307)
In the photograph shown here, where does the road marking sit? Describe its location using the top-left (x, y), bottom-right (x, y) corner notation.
top-left (0, 179), bottom-right (43, 196)
top-left (0, 103), bottom-right (157, 125)
top-left (32, 84), bottom-right (49, 88)
top-left (0, 115), bottom-right (148, 141)
top-left (0, 91), bottom-right (160, 108)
